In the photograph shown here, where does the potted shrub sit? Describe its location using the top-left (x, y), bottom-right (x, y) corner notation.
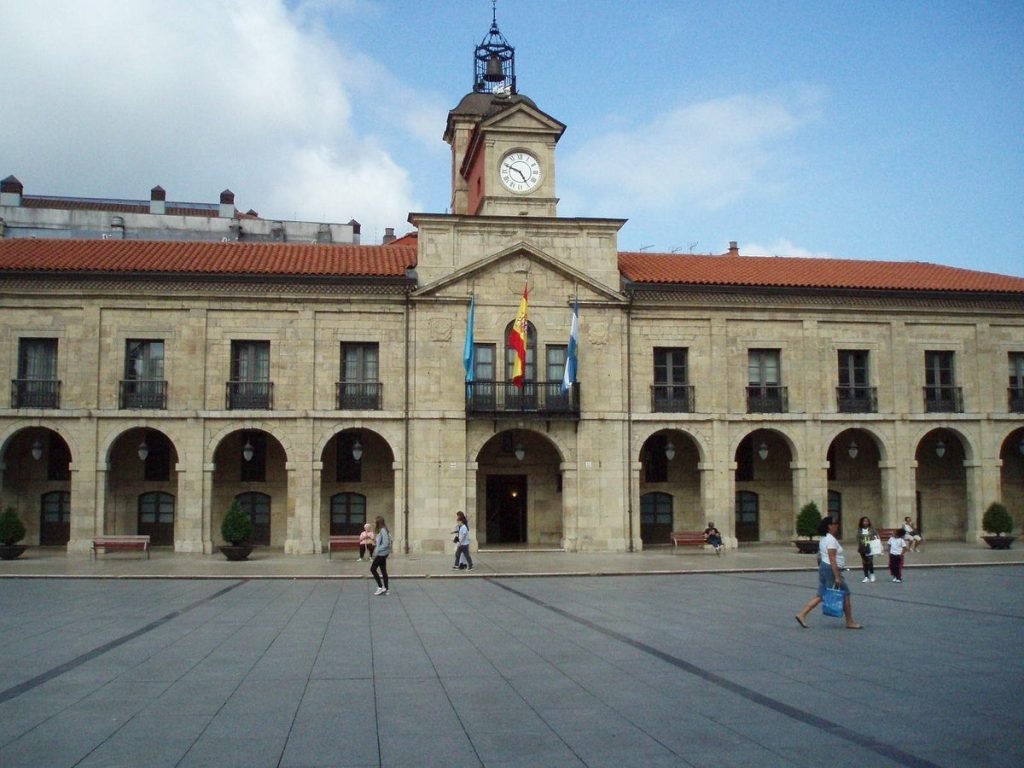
top-left (793, 501), bottom-right (823, 554)
top-left (219, 499), bottom-right (254, 561)
top-left (982, 502), bottom-right (1015, 549)
top-left (0, 507), bottom-right (28, 560)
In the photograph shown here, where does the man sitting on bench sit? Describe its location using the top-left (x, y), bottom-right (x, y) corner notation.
top-left (704, 522), bottom-right (724, 555)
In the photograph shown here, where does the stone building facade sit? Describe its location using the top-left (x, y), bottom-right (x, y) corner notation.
top-left (1, 20), bottom-right (1022, 557)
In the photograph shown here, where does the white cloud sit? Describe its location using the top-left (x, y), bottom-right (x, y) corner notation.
top-left (0, 0), bottom-right (422, 238)
top-left (561, 90), bottom-right (823, 215)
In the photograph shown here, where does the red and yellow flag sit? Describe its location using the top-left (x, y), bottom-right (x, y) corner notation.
top-left (509, 284), bottom-right (528, 388)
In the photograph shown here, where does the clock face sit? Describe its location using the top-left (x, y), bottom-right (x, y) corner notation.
top-left (499, 151), bottom-right (541, 193)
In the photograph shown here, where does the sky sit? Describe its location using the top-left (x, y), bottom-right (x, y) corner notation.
top-left (2, 0), bottom-right (1022, 276)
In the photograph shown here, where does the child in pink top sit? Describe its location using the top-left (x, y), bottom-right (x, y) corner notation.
top-left (358, 523), bottom-right (376, 561)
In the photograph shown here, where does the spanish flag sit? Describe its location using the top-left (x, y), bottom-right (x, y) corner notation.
top-left (509, 284), bottom-right (528, 388)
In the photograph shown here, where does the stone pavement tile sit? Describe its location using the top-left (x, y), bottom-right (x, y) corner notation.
top-left (145, 677), bottom-right (242, 716)
top-left (0, 709), bottom-right (135, 768)
top-left (179, 714), bottom-right (293, 768)
top-left (278, 678), bottom-right (377, 768)
top-left (75, 713), bottom-right (209, 768)
top-left (375, 677), bottom-right (480, 767)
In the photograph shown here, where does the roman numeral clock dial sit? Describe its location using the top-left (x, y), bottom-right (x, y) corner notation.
top-left (499, 151), bottom-right (541, 193)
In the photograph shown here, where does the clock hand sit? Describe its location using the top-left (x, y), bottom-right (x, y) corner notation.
top-left (512, 166), bottom-right (527, 182)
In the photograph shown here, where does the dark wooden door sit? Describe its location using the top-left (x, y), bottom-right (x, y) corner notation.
top-left (485, 475), bottom-right (527, 544)
top-left (40, 491), bottom-right (71, 545)
top-left (138, 492), bottom-right (175, 546)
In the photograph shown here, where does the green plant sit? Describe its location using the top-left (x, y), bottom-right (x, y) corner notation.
top-left (0, 507), bottom-right (27, 546)
top-left (795, 501), bottom-right (823, 539)
top-left (220, 500), bottom-right (253, 545)
top-left (982, 502), bottom-right (1013, 537)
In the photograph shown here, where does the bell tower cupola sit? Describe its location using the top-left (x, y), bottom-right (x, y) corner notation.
top-left (444, 2), bottom-right (565, 217)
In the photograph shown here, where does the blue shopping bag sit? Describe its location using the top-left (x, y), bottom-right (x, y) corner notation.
top-left (821, 586), bottom-right (845, 617)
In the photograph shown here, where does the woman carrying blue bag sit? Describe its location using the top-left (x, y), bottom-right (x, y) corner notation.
top-left (794, 515), bottom-right (863, 630)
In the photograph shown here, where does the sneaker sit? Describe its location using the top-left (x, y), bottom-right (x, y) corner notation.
top-left (891, 577), bottom-right (898, 582)
top-left (870, 574), bottom-right (876, 582)
top-left (381, 588), bottom-right (389, 595)
top-left (452, 565), bottom-right (460, 569)
top-left (357, 557), bottom-right (363, 561)
top-left (894, 578), bottom-right (902, 583)
top-left (373, 586), bottom-right (385, 595)
top-left (468, 566), bottom-right (474, 570)
top-left (862, 577), bottom-right (870, 583)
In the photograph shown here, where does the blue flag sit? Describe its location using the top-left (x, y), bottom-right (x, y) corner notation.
top-left (463, 295), bottom-right (475, 382)
top-left (561, 296), bottom-right (578, 393)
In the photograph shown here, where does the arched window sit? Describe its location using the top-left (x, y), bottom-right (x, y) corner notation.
top-left (235, 491), bottom-right (271, 546)
top-left (331, 492), bottom-right (367, 535)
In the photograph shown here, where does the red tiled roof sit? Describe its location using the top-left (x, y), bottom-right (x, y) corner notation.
top-left (618, 252), bottom-right (1024, 294)
top-left (0, 239), bottom-right (417, 278)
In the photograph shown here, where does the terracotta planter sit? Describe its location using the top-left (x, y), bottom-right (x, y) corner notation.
top-left (982, 535), bottom-right (1014, 550)
top-left (0, 545), bottom-right (27, 560)
top-left (219, 544), bottom-right (254, 561)
top-left (793, 539), bottom-right (819, 554)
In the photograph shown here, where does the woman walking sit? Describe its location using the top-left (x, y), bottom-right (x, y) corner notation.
top-left (452, 511), bottom-right (473, 571)
top-left (370, 516), bottom-right (392, 596)
top-left (856, 516), bottom-right (878, 583)
top-left (795, 516), bottom-right (863, 630)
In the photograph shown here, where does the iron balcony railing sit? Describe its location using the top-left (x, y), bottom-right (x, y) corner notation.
top-left (747, 385), bottom-right (788, 413)
top-left (336, 381), bottom-right (382, 410)
top-left (119, 379), bottom-right (167, 409)
top-left (11, 379), bottom-right (61, 408)
top-left (1008, 387), bottom-right (1024, 413)
top-left (651, 384), bottom-right (695, 413)
top-left (923, 386), bottom-right (963, 413)
top-left (466, 381), bottom-right (580, 418)
top-left (836, 385), bottom-right (877, 413)
top-left (226, 380), bottom-right (273, 410)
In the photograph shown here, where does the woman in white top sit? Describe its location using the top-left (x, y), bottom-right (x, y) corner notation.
top-left (795, 516), bottom-right (863, 629)
top-left (903, 516), bottom-right (923, 552)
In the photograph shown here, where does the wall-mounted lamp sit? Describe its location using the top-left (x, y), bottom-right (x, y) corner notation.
top-left (352, 439), bottom-right (364, 462)
top-left (514, 442), bottom-right (525, 462)
top-left (848, 440), bottom-right (859, 459)
top-left (665, 439), bottom-right (676, 461)
top-left (137, 440), bottom-right (150, 462)
top-left (757, 441), bottom-right (769, 461)
top-left (242, 441), bottom-right (255, 463)
top-left (31, 440), bottom-right (43, 461)
top-left (935, 439), bottom-right (946, 459)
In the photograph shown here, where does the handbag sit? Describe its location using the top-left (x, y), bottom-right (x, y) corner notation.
top-left (869, 537), bottom-right (883, 556)
top-left (822, 585), bottom-right (845, 617)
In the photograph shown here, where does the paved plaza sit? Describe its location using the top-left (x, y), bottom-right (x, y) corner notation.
top-left (0, 546), bottom-right (1022, 767)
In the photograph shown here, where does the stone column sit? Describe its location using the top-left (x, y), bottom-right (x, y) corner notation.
top-left (285, 460), bottom-right (315, 554)
top-left (310, 461), bottom-right (324, 554)
top-left (560, 462), bottom-right (579, 551)
top-left (69, 462), bottom-right (99, 553)
top-left (202, 462), bottom-right (215, 554)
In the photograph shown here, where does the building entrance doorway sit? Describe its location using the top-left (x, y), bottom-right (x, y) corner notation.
top-left (486, 475), bottom-right (527, 544)
top-left (735, 490), bottom-right (760, 542)
top-left (40, 491), bottom-right (71, 545)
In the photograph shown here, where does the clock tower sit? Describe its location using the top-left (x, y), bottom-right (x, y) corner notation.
top-left (444, 8), bottom-right (565, 217)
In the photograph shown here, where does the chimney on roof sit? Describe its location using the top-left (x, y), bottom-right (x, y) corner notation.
top-left (2, 175), bottom-right (24, 207)
top-left (219, 188), bottom-right (234, 218)
top-left (728, 241), bottom-right (740, 257)
top-left (150, 185), bottom-right (166, 215)
top-left (219, 189), bottom-right (235, 218)
top-left (382, 227), bottom-right (396, 245)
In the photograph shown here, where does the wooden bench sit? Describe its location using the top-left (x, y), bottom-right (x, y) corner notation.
top-left (670, 531), bottom-right (719, 553)
top-left (327, 535), bottom-right (361, 559)
top-left (92, 535), bottom-right (150, 559)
